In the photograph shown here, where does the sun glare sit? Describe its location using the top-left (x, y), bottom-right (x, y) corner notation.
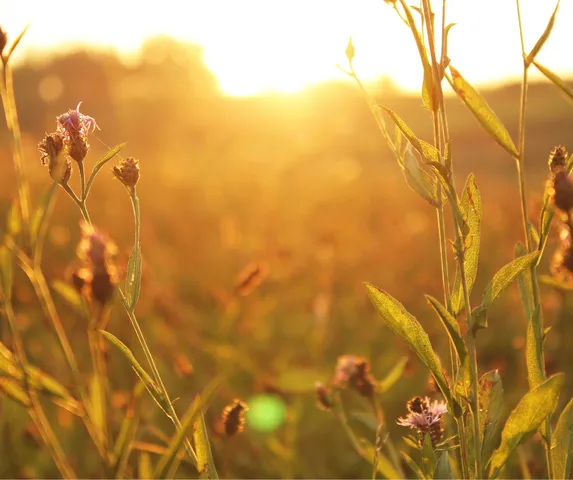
top-left (1, 0), bottom-right (571, 96)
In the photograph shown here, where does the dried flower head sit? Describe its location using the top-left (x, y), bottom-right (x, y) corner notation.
top-left (222, 399), bottom-right (248, 437)
top-left (38, 132), bottom-right (71, 184)
top-left (333, 354), bottom-right (377, 398)
top-left (76, 222), bottom-right (118, 305)
top-left (397, 396), bottom-right (447, 447)
top-left (113, 157), bottom-right (140, 189)
top-left (549, 145), bottom-right (568, 173)
top-left (315, 382), bottom-right (335, 411)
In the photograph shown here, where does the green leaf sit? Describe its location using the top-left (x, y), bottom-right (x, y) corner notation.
top-left (515, 243), bottom-right (534, 323)
top-left (526, 306), bottom-right (545, 389)
top-left (525, 0), bottom-right (560, 66)
top-left (425, 295), bottom-right (467, 363)
top-left (533, 60), bottom-right (573, 104)
top-left (434, 451), bottom-right (454, 479)
top-left (0, 377), bottom-right (30, 407)
top-left (379, 356), bottom-right (408, 393)
top-left (5, 24), bottom-right (29, 61)
top-left (451, 173), bottom-right (482, 317)
top-left (401, 451), bottom-right (427, 479)
top-left (100, 330), bottom-right (168, 415)
top-left (421, 433), bottom-right (436, 478)
top-left (85, 143), bottom-right (126, 196)
top-left (194, 409), bottom-right (219, 479)
top-left (551, 397), bottom-right (573, 480)
top-left (448, 66), bottom-right (518, 158)
top-left (378, 106), bottom-right (439, 163)
top-left (154, 376), bottom-right (222, 478)
top-left (397, 0), bottom-right (438, 111)
top-left (365, 283), bottom-right (459, 416)
top-left (125, 241), bottom-right (142, 310)
top-left (399, 144), bottom-right (441, 208)
top-left (474, 251), bottom-right (540, 330)
top-left (478, 370), bottom-right (503, 464)
top-left (489, 374), bottom-right (564, 478)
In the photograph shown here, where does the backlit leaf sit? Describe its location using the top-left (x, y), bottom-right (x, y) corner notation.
top-left (478, 370), bottom-right (503, 464)
top-left (434, 451), bottom-right (454, 479)
top-left (525, 1), bottom-right (560, 66)
top-left (533, 60), bottom-right (573, 105)
top-left (551, 397), bottom-right (573, 480)
top-left (425, 295), bottom-right (467, 363)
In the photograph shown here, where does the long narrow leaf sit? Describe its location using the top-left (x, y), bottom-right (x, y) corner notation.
top-left (489, 374), bottom-right (564, 478)
top-left (366, 284), bottom-right (459, 415)
top-left (451, 174), bottom-right (482, 316)
top-left (525, 0), bottom-right (560, 65)
top-left (478, 370), bottom-right (503, 464)
top-left (85, 143), bottom-right (126, 196)
top-left (533, 60), bottom-right (573, 104)
top-left (425, 295), bottom-right (467, 363)
top-left (194, 409), bottom-right (219, 479)
top-left (448, 66), bottom-right (518, 158)
top-left (551, 398), bottom-right (573, 480)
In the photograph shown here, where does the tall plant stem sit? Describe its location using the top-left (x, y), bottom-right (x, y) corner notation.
top-left (0, 61), bottom-right (31, 231)
top-left (515, 1), bottom-right (552, 477)
top-left (4, 299), bottom-right (76, 479)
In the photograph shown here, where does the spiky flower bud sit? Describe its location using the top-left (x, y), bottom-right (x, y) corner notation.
top-left (549, 145), bottom-right (568, 173)
top-left (315, 382), bottom-right (335, 411)
top-left (222, 399), bottom-right (248, 437)
top-left (38, 132), bottom-right (71, 184)
top-left (0, 27), bottom-right (7, 57)
top-left (113, 157), bottom-right (140, 189)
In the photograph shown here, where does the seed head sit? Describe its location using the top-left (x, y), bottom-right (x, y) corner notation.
top-left (315, 382), bottom-right (335, 411)
top-left (113, 157), bottom-right (140, 189)
top-left (549, 145), bottom-right (568, 173)
top-left (222, 399), bottom-right (248, 437)
top-left (38, 132), bottom-right (71, 184)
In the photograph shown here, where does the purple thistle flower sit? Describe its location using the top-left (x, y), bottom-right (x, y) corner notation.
top-left (56, 102), bottom-right (99, 140)
top-left (397, 396), bottom-right (447, 448)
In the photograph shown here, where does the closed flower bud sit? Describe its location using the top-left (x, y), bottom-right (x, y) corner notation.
top-left (549, 145), bottom-right (568, 173)
top-left (113, 157), bottom-right (140, 189)
top-left (38, 132), bottom-right (71, 184)
top-left (552, 171), bottom-right (573, 213)
top-left (68, 135), bottom-right (89, 163)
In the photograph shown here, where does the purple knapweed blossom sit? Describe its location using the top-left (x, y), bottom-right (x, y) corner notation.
top-left (56, 102), bottom-right (99, 141)
top-left (397, 396), bottom-right (447, 429)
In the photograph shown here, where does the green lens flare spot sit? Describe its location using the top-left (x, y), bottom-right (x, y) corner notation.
top-left (245, 395), bottom-right (287, 433)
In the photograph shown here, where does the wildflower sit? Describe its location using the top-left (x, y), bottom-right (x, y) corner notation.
top-left (113, 157), bottom-right (140, 190)
top-left (397, 396), bottom-right (447, 448)
top-left (315, 382), bottom-right (335, 411)
top-left (548, 145), bottom-right (568, 174)
top-left (333, 354), bottom-right (377, 398)
top-left (56, 102), bottom-right (98, 141)
top-left (38, 132), bottom-right (71, 184)
top-left (222, 399), bottom-right (248, 437)
top-left (75, 222), bottom-right (117, 305)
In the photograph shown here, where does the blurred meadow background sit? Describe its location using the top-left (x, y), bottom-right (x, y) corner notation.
top-left (1, 0), bottom-right (573, 477)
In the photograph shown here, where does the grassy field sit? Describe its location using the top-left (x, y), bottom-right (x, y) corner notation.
top-left (1, 36), bottom-right (573, 478)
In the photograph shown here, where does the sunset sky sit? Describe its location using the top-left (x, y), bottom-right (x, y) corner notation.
top-left (0, 0), bottom-right (570, 96)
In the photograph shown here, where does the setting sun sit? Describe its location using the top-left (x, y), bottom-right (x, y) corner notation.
top-left (1, 0), bottom-right (571, 96)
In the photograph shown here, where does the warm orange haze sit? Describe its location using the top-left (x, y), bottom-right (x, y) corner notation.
top-left (0, 0), bottom-right (573, 478)
top-left (1, 0), bottom-right (573, 95)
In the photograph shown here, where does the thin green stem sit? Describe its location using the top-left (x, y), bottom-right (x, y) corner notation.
top-left (0, 61), bottom-right (31, 231)
top-left (515, 1), bottom-right (552, 476)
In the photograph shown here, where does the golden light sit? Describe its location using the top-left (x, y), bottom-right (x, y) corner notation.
top-left (1, 0), bottom-right (571, 96)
